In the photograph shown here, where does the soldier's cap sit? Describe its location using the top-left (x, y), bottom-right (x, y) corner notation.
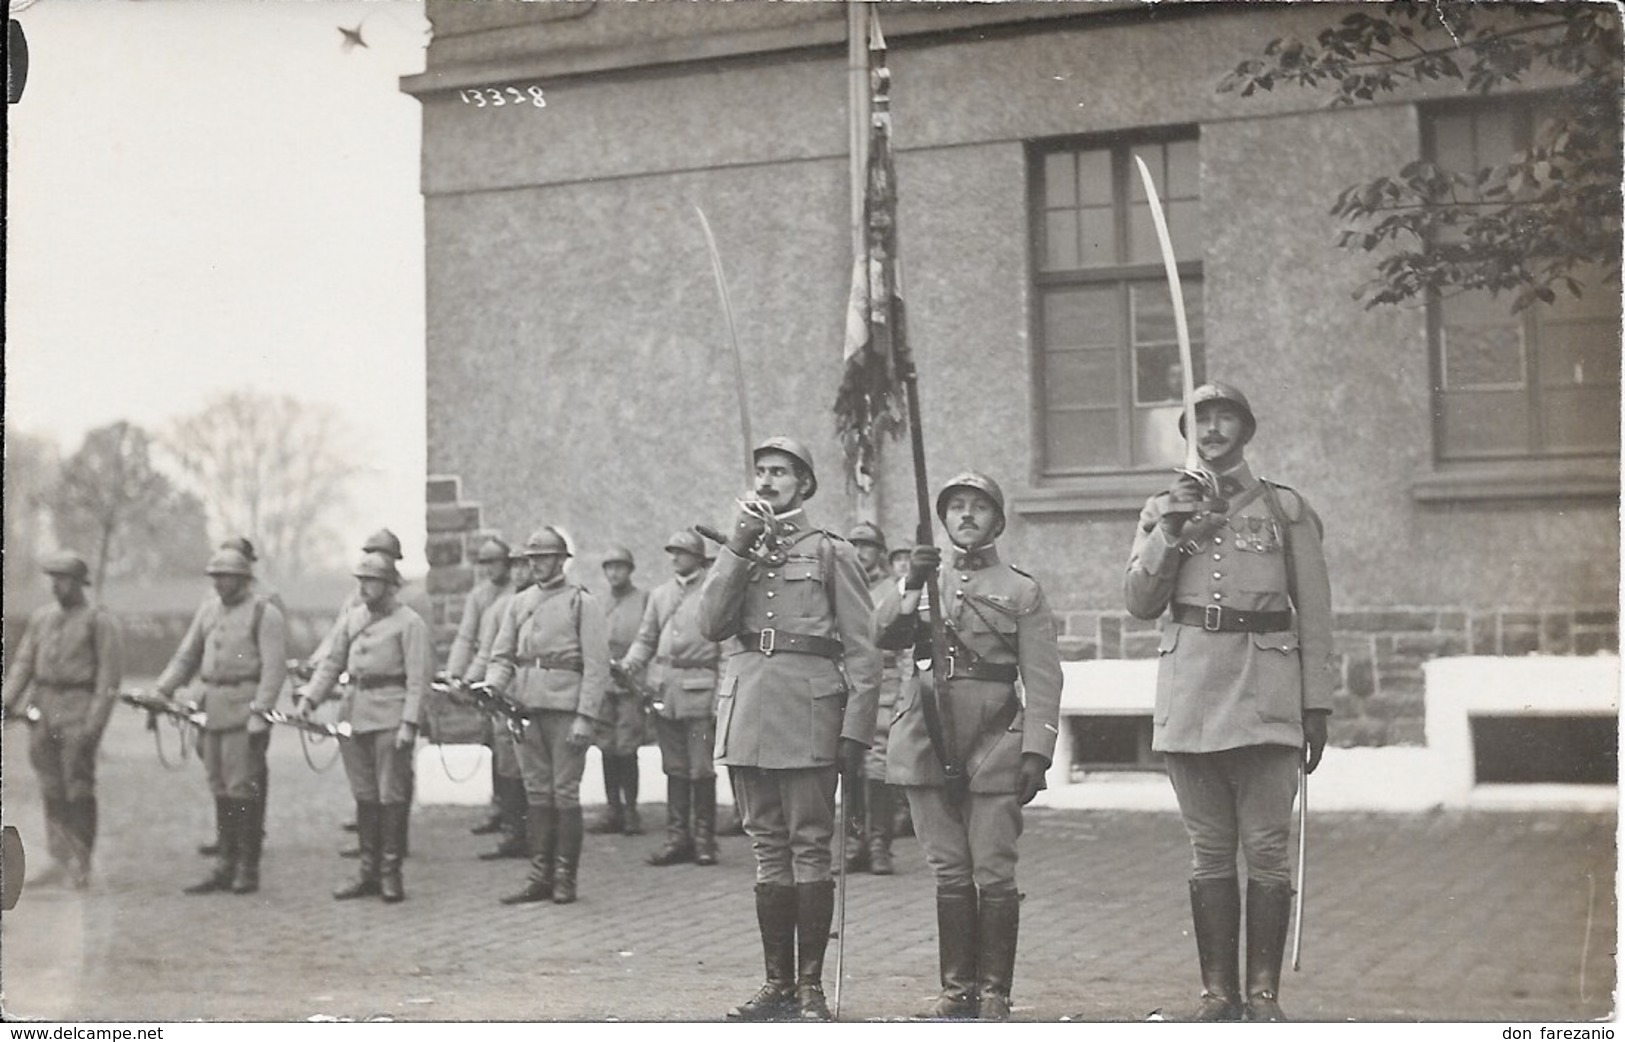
top-left (353, 551), bottom-right (402, 585)
top-left (475, 537), bottom-right (512, 564)
top-left (523, 526), bottom-right (571, 558)
top-left (847, 521), bottom-right (887, 550)
top-left (935, 471), bottom-right (1006, 524)
top-left (361, 527), bottom-right (405, 560)
top-left (219, 536), bottom-right (258, 563)
top-left (754, 436), bottom-right (818, 501)
top-left (1177, 382), bottom-right (1257, 441)
top-left (602, 545), bottom-right (635, 568)
top-left (42, 552), bottom-right (91, 584)
top-left (205, 548), bottom-right (254, 578)
top-left (663, 529), bottom-right (707, 558)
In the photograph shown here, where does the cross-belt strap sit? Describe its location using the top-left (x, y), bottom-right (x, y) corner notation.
top-left (963, 690), bottom-right (1025, 782)
top-left (739, 629), bottom-right (843, 661)
top-left (1170, 603), bottom-right (1292, 633)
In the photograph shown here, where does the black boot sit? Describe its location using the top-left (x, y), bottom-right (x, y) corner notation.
top-left (917, 885), bottom-right (978, 1019)
top-left (552, 806), bottom-right (584, 904)
top-left (692, 777), bottom-right (719, 866)
top-left (726, 883), bottom-right (799, 1021)
top-left (588, 757), bottom-right (624, 834)
top-left (500, 803), bottom-right (557, 904)
top-left (232, 799), bottom-right (263, 894)
top-left (480, 775), bottom-right (529, 860)
top-left (976, 887), bottom-right (1020, 1021)
top-left (1189, 877), bottom-right (1243, 1021)
top-left (333, 802), bottom-right (382, 899)
top-left (795, 879), bottom-right (837, 1021)
top-left (867, 781), bottom-right (895, 876)
top-left (646, 776), bottom-right (694, 866)
top-left (1244, 880), bottom-right (1294, 1022)
top-left (186, 799), bottom-right (238, 895)
top-left (379, 803), bottom-right (408, 903)
top-left (621, 755), bottom-right (642, 835)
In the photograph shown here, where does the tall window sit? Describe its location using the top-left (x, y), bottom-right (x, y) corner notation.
top-left (1426, 101), bottom-right (1620, 463)
top-left (1031, 133), bottom-right (1204, 476)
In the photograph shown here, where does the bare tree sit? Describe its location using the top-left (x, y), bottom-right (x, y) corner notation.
top-left (164, 391), bottom-right (361, 579)
top-left (50, 421), bottom-right (202, 593)
top-left (4, 428), bottom-right (61, 596)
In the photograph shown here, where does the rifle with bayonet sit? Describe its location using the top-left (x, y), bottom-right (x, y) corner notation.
top-left (431, 677), bottom-right (530, 740)
top-left (256, 707), bottom-right (351, 740)
top-left (121, 689), bottom-right (207, 730)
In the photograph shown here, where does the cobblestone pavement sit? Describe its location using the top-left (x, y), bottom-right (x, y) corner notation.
top-left (1, 704), bottom-right (1615, 1023)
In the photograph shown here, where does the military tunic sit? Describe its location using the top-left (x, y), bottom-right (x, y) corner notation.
top-left (468, 584), bottom-right (523, 780)
top-left (486, 575), bottom-right (611, 808)
top-left (696, 510), bottom-right (881, 885)
top-left (874, 545), bottom-right (1064, 890)
top-left (624, 568), bottom-right (721, 779)
top-left (599, 585), bottom-right (651, 756)
top-left (445, 576), bottom-right (511, 680)
top-left (1124, 461), bottom-right (1333, 883)
top-left (156, 594), bottom-right (288, 800)
top-left (864, 570), bottom-right (903, 782)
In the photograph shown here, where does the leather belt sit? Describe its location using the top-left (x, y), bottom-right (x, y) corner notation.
top-left (1171, 603), bottom-right (1293, 633)
top-left (523, 656), bottom-right (584, 674)
top-left (202, 675), bottom-right (261, 686)
top-left (656, 655), bottom-right (719, 671)
top-left (740, 629), bottom-right (843, 661)
top-left (943, 656), bottom-right (1018, 684)
top-left (353, 674), bottom-right (409, 690)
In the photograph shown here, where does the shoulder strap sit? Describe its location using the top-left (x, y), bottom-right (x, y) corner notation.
top-left (819, 533), bottom-right (837, 614)
top-left (1260, 482), bottom-right (1299, 607)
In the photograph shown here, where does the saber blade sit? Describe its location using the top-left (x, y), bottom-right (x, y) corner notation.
top-left (1132, 155), bottom-right (1200, 476)
top-left (1292, 758), bottom-right (1307, 971)
top-left (833, 770), bottom-right (847, 1020)
top-left (695, 206), bottom-right (754, 484)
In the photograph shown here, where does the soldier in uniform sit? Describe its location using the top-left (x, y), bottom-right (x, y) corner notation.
top-left (154, 547), bottom-right (289, 895)
top-left (444, 537), bottom-right (514, 839)
top-left (486, 526), bottom-right (612, 906)
top-left (296, 552), bottom-right (430, 904)
top-left (846, 521), bottom-right (903, 876)
top-left (591, 545), bottom-right (650, 836)
top-left (1124, 382), bottom-right (1333, 1022)
top-left (874, 472), bottom-right (1064, 1021)
top-left (1, 553), bottom-right (124, 889)
top-left (697, 436), bottom-right (881, 1022)
top-left (465, 546), bottom-right (533, 859)
top-left (621, 529), bottom-right (722, 867)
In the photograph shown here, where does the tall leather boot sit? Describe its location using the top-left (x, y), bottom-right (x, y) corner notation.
top-left (401, 772), bottom-right (413, 858)
top-left (480, 775), bottom-right (529, 860)
top-left (1244, 880), bottom-right (1294, 1022)
top-left (588, 757), bottom-right (624, 834)
top-left (333, 802), bottom-right (382, 899)
top-left (500, 803), bottom-right (558, 904)
top-left (646, 776), bottom-right (694, 866)
top-left (1189, 877), bottom-right (1243, 1021)
top-left (842, 767), bottom-right (869, 873)
top-left (379, 803), bottom-right (409, 903)
top-left (867, 781), bottom-right (895, 876)
top-left (976, 887), bottom-right (1020, 1021)
top-left (186, 798), bottom-right (239, 894)
top-left (232, 799), bottom-right (263, 894)
top-left (621, 755), bottom-right (642, 835)
top-left (916, 885), bottom-right (978, 1019)
top-left (692, 777), bottom-right (719, 866)
top-left (726, 883), bottom-right (798, 1021)
top-left (794, 879), bottom-right (837, 1021)
top-left (552, 806), bottom-right (584, 904)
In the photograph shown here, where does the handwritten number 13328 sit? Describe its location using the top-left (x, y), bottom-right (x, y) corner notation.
top-left (460, 86), bottom-right (546, 108)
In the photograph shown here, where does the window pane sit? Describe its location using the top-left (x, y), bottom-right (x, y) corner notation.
top-left (1135, 342), bottom-right (1184, 405)
top-left (1078, 206), bottom-right (1115, 266)
top-left (1541, 387), bottom-right (1620, 453)
top-left (1044, 349), bottom-right (1119, 408)
top-left (1127, 203), bottom-right (1203, 265)
top-left (1044, 287), bottom-right (1120, 348)
top-left (1046, 408), bottom-right (1120, 471)
top-left (1440, 390), bottom-right (1531, 458)
top-left (1440, 290), bottom-right (1526, 388)
top-left (1132, 280), bottom-right (1205, 346)
top-left (1432, 112), bottom-right (1475, 170)
top-left (1043, 210), bottom-right (1080, 271)
top-left (1133, 403), bottom-right (1187, 467)
top-left (1043, 151), bottom-right (1076, 209)
top-left (1077, 148), bottom-right (1112, 206)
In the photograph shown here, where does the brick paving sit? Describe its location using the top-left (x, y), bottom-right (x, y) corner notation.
top-left (0, 704), bottom-right (1615, 1023)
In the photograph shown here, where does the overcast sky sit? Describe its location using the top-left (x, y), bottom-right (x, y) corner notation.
top-left (6, 0), bottom-right (430, 574)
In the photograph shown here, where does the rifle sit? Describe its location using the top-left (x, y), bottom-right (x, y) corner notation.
top-left (257, 707), bottom-right (351, 741)
top-left (609, 662), bottom-right (665, 715)
top-left (120, 689), bottom-right (207, 729)
top-left (431, 678), bottom-right (529, 740)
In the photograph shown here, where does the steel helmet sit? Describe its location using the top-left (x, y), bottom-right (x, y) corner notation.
top-left (602, 545), bottom-right (636, 568)
top-left (754, 436), bottom-right (818, 501)
top-left (353, 551), bottom-right (401, 584)
top-left (847, 521), bottom-right (887, 550)
top-left (361, 527), bottom-right (405, 560)
top-left (1177, 382), bottom-right (1258, 441)
top-left (219, 536), bottom-right (258, 563)
top-left (205, 548), bottom-right (254, 577)
top-left (936, 471), bottom-right (1007, 527)
top-left (42, 552), bottom-right (91, 584)
top-left (475, 537), bottom-right (512, 564)
top-left (663, 529), bottom-right (706, 557)
top-left (523, 526), bottom-right (571, 558)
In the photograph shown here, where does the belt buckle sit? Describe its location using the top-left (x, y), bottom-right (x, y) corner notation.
top-left (758, 628), bottom-right (776, 656)
top-left (1203, 604), bottom-right (1223, 632)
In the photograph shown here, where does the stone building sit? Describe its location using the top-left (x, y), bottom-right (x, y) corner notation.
top-left (402, 1), bottom-right (1619, 808)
